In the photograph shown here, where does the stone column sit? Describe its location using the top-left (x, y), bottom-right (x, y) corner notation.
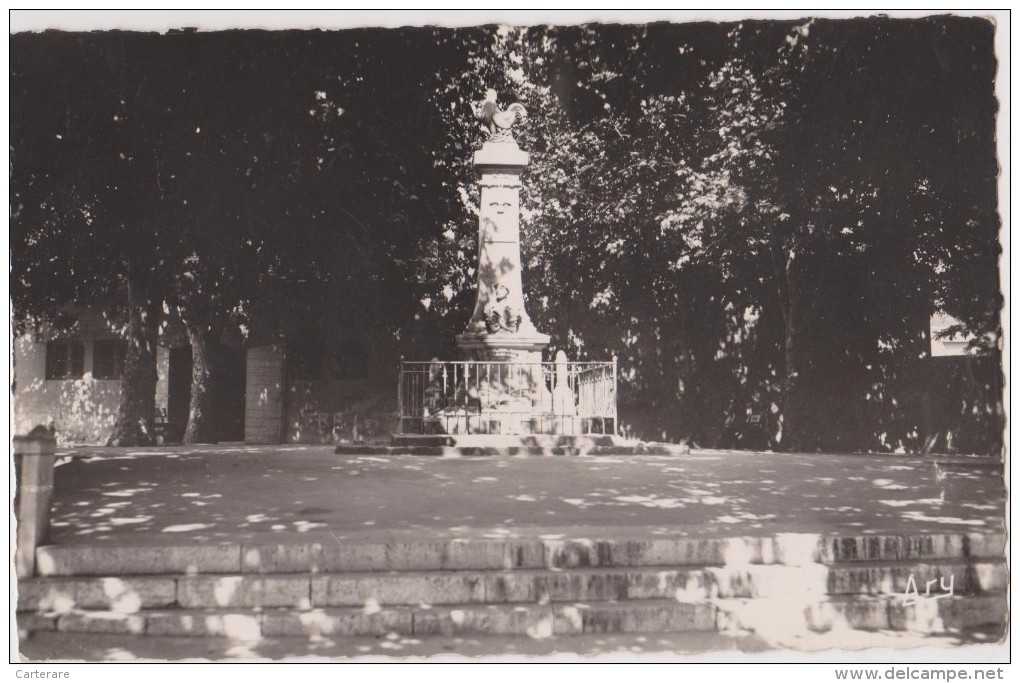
top-left (13, 426), bottom-right (57, 578)
top-left (455, 140), bottom-right (550, 363)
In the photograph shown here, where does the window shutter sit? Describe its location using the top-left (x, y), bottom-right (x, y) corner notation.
top-left (45, 341), bottom-right (67, 380)
top-left (70, 342), bottom-right (85, 378)
top-left (92, 340), bottom-right (127, 379)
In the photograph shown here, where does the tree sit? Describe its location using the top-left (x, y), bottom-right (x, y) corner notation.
top-left (12, 20), bottom-right (1001, 454)
top-left (11, 32), bottom-right (174, 445)
top-left (459, 18), bottom-right (1001, 453)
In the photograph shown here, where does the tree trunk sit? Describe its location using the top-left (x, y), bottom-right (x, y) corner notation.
top-left (108, 278), bottom-right (160, 446)
top-left (780, 295), bottom-right (803, 451)
top-left (183, 323), bottom-right (218, 444)
top-left (769, 234), bottom-right (803, 452)
top-left (674, 285), bottom-right (700, 446)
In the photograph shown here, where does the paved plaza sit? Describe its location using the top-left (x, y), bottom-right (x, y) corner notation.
top-left (16, 446), bottom-right (1008, 661)
top-left (42, 445), bottom-right (1004, 546)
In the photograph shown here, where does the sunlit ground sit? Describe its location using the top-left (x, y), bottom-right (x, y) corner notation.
top-left (19, 445), bottom-right (1006, 661)
top-left (43, 445), bottom-right (1004, 545)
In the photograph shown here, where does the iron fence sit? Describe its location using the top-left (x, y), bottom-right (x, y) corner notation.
top-left (398, 359), bottom-right (617, 436)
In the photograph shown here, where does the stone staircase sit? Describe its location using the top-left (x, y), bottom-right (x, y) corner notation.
top-left (17, 531), bottom-right (1008, 648)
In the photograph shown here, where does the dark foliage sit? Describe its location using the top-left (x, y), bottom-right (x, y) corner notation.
top-left (10, 17), bottom-right (1003, 453)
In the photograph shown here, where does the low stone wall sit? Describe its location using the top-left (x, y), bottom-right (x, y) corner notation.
top-left (287, 380), bottom-right (395, 443)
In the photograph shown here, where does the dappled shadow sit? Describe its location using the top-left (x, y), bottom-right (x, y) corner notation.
top-left (42, 446), bottom-right (1005, 546)
top-left (20, 629), bottom-right (773, 660)
top-left (47, 446), bottom-right (346, 544)
top-left (19, 618), bottom-right (1006, 661)
top-left (20, 444), bottom-right (1007, 662)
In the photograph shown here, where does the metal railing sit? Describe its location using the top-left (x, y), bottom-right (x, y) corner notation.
top-left (398, 359), bottom-right (617, 436)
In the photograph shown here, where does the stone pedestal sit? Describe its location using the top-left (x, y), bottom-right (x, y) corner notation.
top-left (456, 140), bottom-right (550, 362)
top-left (13, 426), bottom-right (56, 578)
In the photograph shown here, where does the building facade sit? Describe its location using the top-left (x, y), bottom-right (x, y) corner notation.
top-left (13, 326), bottom-right (392, 446)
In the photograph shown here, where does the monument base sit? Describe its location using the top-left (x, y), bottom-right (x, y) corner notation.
top-left (334, 433), bottom-right (688, 456)
top-left (451, 330), bottom-right (555, 434)
top-left (454, 329), bottom-right (550, 363)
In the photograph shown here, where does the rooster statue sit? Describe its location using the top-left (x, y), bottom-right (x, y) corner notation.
top-left (477, 89), bottom-right (527, 143)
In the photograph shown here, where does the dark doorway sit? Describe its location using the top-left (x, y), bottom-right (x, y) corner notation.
top-left (167, 343), bottom-right (247, 443)
top-left (211, 345), bottom-right (246, 442)
top-left (167, 345), bottom-right (192, 442)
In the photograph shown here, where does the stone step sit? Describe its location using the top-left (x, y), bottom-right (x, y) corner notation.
top-left (17, 561), bottom-right (1007, 613)
top-left (17, 629), bottom-right (780, 661)
top-left (21, 593), bottom-right (1007, 640)
top-left (374, 434), bottom-right (692, 456)
top-left (715, 594), bottom-right (1008, 637)
top-left (34, 532), bottom-right (1006, 576)
top-left (389, 434), bottom-right (631, 448)
top-left (35, 603), bottom-right (701, 639)
top-left (333, 444), bottom-right (690, 456)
